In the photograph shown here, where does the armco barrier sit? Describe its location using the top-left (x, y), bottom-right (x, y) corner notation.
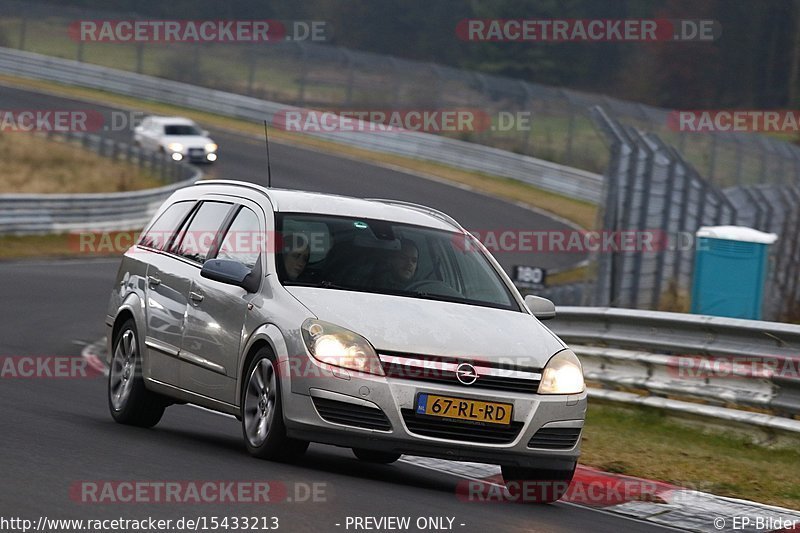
top-left (0, 130), bottom-right (201, 234)
top-left (0, 47), bottom-right (603, 203)
top-left (549, 307), bottom-right (800, 434)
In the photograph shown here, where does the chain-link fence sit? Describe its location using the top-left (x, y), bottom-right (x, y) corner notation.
top-left (2, 0), bottom-right (799, 187)
top-left (547, 107), bottom-right (800, 321)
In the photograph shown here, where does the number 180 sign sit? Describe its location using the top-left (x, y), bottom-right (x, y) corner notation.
top-left (513, 265), bottom-right (546, 289)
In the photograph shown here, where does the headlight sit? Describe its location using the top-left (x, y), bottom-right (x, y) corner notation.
top-left (301, 319), bottom-right (384, 376)
top-left (538, 349), bottom-right (584, 394)
top-left (205, 143), bottom-right (218, 152)
top-left (167, 142), bottom-right (183, 152)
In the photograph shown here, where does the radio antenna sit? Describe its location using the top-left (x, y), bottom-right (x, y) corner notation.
top-left (264, 119), bottom-right (272, 188)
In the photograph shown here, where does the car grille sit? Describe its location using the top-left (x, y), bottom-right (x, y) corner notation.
top-left (312, 397), bottom-right (392, 431)
top-left (527, 427), bottom-right (582, 449)
top-left (401, 409), bottom-right (523, 444)
top-left (379, 352), bottom-right (542, 394)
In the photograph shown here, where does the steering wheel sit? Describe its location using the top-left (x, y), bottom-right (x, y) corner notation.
top-left (404, 279), bottom-right (462, 298)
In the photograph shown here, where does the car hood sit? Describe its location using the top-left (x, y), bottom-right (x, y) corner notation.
top-left (285, 287), bottom-right (565, 366)
top-left (160, 135), bottom-right (212, 147)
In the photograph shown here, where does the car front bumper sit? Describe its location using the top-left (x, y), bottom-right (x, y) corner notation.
top-left (282, 367), bottom-right (586, 470)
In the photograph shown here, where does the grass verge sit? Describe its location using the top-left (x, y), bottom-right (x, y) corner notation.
top-left (582, 402), bottom-right (800, 509)
top-left (0, 234), bottom-right (97, 260)
top-left (0, 133), bottom-right (161, 193)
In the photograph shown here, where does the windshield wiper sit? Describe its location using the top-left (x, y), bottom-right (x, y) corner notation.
top-left (283, 280), bottom-right (352, 291)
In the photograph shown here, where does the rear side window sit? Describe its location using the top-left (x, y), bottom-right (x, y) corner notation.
top-left (172, 201), bottom-right (233, 264)
top-left (138, 201), bottom-right (194, 251)
top-left (216, 207), bottom-right (262, 269)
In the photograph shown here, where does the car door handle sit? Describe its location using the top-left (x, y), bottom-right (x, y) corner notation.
top-left (147, 275), bottom-right (161, 287)
top-left (189, 291), bottom-right (204, 303)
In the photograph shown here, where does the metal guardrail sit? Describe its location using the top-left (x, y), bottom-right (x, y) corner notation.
top-left (550, 307), bottom-right (800, 434)
top-left (0, 130), bottom-right (201, 234)
top-left (0, 47), bottom-right (604, 203)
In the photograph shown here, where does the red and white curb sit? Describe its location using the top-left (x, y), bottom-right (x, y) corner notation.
top-left (401, 457), bottom-right (800, 532)
top-left (85, 337), bottom-right (800, 531)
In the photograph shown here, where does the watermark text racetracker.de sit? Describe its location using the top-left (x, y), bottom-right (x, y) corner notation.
top-left (0, 356), bottom-right (103, 379)
top-left (669, 355), bottom-right (800, 380)
top-left (0, 515), bottom-right (281, 532)
top-left (0, 110), bottom-right (104, 133)
top-left (69, 19), bottom-right (329, 43)
top-left (70, 480), bottom-right (327, 504)
top-left (669, 110), bottom-right (800, 133)
top-left (71, 229), bottom-right (706, 255)
top-left (456, 18), bottom-right (720, 42)
top-left (0, 110), bottom-right (149, 133)
top-left (272, 108), bottom-right (532, 134)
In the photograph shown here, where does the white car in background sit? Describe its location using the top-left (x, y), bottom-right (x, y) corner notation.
top-left (134, 116), bottom-right (218, 164)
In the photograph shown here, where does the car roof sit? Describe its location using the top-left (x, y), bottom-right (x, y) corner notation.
top-left (184, 180), bottom-right (463, 232)
top-left (148, 116), bottom-right (197, 125)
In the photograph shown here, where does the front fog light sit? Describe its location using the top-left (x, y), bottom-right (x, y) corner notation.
top-left (171, 152), bottom-right (183, 161)
top-left (301, 319), bottom-right (384, 376)
top-left (538, 349), bottom-right (584, 394)
top-left (206, 153), bottom-right (217, 162)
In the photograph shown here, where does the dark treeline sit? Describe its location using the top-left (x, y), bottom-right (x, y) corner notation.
top-left (29, 0), bottom-right (800, 109)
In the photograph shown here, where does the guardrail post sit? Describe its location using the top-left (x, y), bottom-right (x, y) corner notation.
top-left (246, 45), bottom-right (257, 96)
top-left (18, 16), bottom-right (27, 50)
top-left (135, 43), bottom-right (144, 74)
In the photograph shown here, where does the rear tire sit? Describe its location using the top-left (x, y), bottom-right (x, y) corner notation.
top-left (108, 319), bottom-right (166, 428)
top-left (242, 348), bottom-right (309, 461)
top-left (352, 448), bottom-right (401, 464)
top-left (501, 463), bottom-right (576, 504)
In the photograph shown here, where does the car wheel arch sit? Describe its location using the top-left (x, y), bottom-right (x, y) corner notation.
top-left (236, 324), bottom-right (290, 408)
top-left (111, 294), bottom-right (146, 366)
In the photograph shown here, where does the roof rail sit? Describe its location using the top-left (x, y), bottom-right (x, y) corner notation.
top-left (366, 198), bottom-right (465, 231)
top-left (192, 179), bottom-right (275, 207)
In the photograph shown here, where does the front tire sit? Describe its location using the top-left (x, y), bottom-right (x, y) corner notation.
top-left (500, 463), bottom-right (576, 504)
top-left (352, 448), bottom-right (401, 464)
top-left (108, 319), bottom-right (166, 428)
top-left (242, 348), bottom-right (309, 461)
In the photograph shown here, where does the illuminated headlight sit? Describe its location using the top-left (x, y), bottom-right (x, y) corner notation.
top-left (167, 142), bottom-right (184, 153)
top-left (538, 349), bottom-right (584, 394)
top-left (204, 143), bottom-right (218, 153)
top-left (301, 319), bottom-right (384, 376)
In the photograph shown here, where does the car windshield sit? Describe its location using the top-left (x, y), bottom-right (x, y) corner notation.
top-left (164, 124), bottom-right (202, 135)
top-left (276, 213), bottom-right (520, 311)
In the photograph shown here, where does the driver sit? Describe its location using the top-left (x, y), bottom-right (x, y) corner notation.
top-left (279, 232), bottom-right (310, 281)
top-left (377, 238), bottom-right (419, 289)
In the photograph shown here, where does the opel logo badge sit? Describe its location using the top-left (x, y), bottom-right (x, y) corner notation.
top-left (455, 363), bottom-right (478, 385)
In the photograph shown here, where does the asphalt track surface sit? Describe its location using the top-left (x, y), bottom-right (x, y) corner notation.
top-left (0, 85), bottom-right (679, 532)
top-left (0, 83), bottom-right (587, 273)
top-left (0, 259), bottom-right (680, 532)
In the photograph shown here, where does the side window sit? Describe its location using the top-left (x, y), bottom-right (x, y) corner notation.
top-left (138, 201), bottom-right (194, 251)
top-left (216, 207), bottom-right (262, 269)
top-left (172, 201), bottom-right (233, 264)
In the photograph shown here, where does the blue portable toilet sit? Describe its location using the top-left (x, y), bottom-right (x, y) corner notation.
top-left (690, 226), bottom-right (777, 319)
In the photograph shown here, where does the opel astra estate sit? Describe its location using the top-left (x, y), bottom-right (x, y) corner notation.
top-left (105, 179), bottom-right (586, 503)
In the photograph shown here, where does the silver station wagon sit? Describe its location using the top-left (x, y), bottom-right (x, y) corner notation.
top-left (105, 180), bottom-right (586, 503)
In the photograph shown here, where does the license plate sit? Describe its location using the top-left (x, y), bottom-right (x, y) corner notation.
top-left (415, 393), bottom-right (512, 425)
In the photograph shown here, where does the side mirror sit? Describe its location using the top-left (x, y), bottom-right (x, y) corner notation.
top-left (202, 130), bottom-right (210, 137)
top-left (201, 258), bottom-right (260, 293)
top-left (524, 295), bottom-right (556, 320)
